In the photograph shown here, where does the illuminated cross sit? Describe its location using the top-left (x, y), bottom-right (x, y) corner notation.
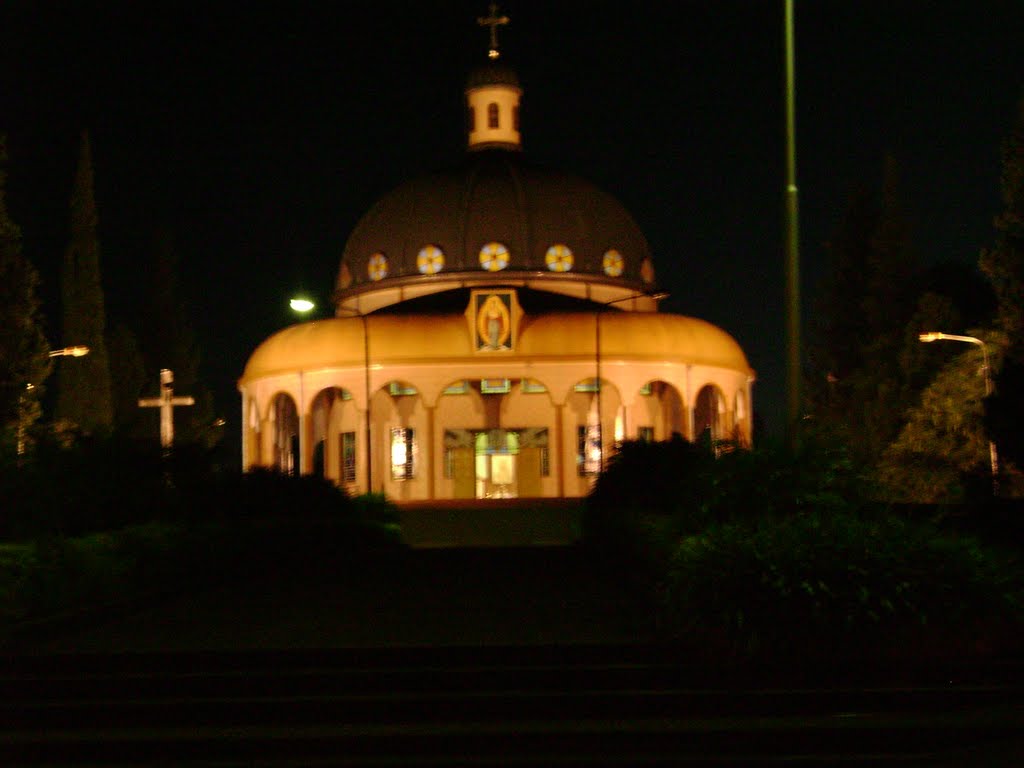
top-left (138, 368), bottom-right (195, 451)
top-left (477, 3), bottom-right (509, 60)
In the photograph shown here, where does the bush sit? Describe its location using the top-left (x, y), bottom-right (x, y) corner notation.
top-left (589, 434), bottom-right (871, 540)
top-left (180, 467), bottom-right (354, 521)
top-left (0, 434), bottom-right (369, 539)
top-left (0, 436), bottom-right (169, 538)
top-left (585, 436), bottom-right (1024, 664)
top-left (663, 511), bottom-right (1024, 661)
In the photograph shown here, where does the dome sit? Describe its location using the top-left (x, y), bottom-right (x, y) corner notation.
top-left (335, 151), bottom-right (655, 309)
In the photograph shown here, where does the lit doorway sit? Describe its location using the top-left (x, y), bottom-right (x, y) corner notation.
top-left (445, 427), bottom-right (548, 499)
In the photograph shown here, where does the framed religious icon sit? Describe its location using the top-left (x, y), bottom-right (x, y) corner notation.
top-left (467, 288), bottom-right (522, 353)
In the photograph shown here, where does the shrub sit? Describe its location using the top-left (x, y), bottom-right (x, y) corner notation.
top-left (0, 436), bottom-right (169, 538)
top-left (180, 467), bottom-right (353, 521)
top-left (585, 434), bottom-right (1024, 663)
top-left (663, 511), bottom-right (1024, 661)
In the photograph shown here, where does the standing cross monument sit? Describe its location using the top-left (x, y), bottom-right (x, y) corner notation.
top-left (138, 368), bottom-right (194, 450)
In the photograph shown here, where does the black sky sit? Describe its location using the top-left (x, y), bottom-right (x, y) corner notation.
top-left (2, 1), bottom-right (1022, 446)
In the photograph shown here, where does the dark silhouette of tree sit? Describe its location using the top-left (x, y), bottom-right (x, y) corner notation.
top-left (0, 136), bottom-right (51, 455)
top-left (106, 320), bottom-right (148, 438)
top-left (55, 130), bottom-right (112, 434)
top-left (806, 156), bottom-right (926, 465)
top-left (982, 96), bottom-right (1024, 470)
top-left (140, 226), bottom-right (219, 449)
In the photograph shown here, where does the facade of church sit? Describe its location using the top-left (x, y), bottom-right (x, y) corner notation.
top-left (238, 25), bottom-right (754, 502)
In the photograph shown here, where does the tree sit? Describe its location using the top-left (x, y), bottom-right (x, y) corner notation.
top-left (106, 321), bottom-right (148, 438)
top-left (877, 333), bottom-right (1002, 502)
top-left (0, 136), bottom-right (51, 456)
top-left (981, 96), bottom-right (1024, 469)
top-left (140, 227), bottom-right (219, 449)
top-left (55, 130), bottom-right (113, 434)
top-left (806, 156), bottom-right (922, 465)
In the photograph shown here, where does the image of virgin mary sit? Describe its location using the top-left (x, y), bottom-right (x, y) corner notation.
top-left (477, 294), bottom-right (511, 351)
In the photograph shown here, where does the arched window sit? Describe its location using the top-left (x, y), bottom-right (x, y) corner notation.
top-left (467, 106), bottom-right (475, 133)
top-left (693, 385), bottom-right (725, 445)
top-left (270, 393), bottom-right (299, 476)
top-left (488, 102), bottom-right (499, 129)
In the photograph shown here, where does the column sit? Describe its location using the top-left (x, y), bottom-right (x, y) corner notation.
top-left (425, 404), bottom-right (437, 500)
top-left (553, 403), bottom-right (565, 498)
top-left (299, 412), bottom-right (313, 475)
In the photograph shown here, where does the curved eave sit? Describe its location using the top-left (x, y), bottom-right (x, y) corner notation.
top-left (241, 312), bottom-right (752, 386)
top-left (334, 270), bottom-right (659, 315)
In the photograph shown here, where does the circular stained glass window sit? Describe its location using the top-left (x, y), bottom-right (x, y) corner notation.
top-left (545, 244), bottom-right (574, 272)
top-left (602, 249), bottom-right (624, 277)
top-left (479, 242), bottom-right (509, 272)
top-left (417, 245), bottom-right (445, 275)
top-left (368, 252), bottom-right (388, 281)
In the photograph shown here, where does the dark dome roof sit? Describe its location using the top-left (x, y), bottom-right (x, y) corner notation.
top-left (337, 151), bottom-right (654, 294)
top-left (466, 63), bottom-right (521, 89)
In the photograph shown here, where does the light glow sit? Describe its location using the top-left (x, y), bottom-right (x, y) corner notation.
top-left (49, 345), bottom-right (90, 358)
top-left (289, 298), bottom-right (315, 313)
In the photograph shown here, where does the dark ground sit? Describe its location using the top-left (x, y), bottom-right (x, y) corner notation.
top-left (30, 546), bottom-right (654, 654)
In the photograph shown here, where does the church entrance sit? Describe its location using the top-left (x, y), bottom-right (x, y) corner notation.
top-left (446, 428), bottom-right (548, 499)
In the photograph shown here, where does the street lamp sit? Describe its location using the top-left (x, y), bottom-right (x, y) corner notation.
top-left (289, 297), bottom-right (316, 314)
top-left (49, 345), bottom-right (90, 358)
top-left (17, 345), bottom-right (91, 456)
top-left (918, 331), bottom-right (999, 493)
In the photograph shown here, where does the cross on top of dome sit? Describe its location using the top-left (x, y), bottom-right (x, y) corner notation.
top-left (477, 3), bottom-right (509, 60)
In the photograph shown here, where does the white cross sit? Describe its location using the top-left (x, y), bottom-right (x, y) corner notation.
top-left (138, 368), bottom-right (195, 450)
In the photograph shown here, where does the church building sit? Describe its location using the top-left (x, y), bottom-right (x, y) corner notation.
top-left (238, 8), bottom-right (754, 502)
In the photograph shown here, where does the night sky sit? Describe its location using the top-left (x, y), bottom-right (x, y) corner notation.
top-left (2, 1), bottom-right (1022, 450)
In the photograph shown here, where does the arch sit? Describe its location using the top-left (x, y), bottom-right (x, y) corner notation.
top-left (635, 379), bottom-right (686, 441)
top-left (565, 377), bottom-right (623, 487)
top-left (693, 384), bottom-right (727, 444)
top-left (373, 379), bottom-right (426, 500)
top-left (311, 386), bottom-right (354, 481)
top-left (269, 392), bottom-right (299, 475)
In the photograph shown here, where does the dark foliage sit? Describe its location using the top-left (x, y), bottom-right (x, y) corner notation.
top-left (0, 136), bottom-right (51, 450)
top-left (986, 345), bottom-right (1024, 468)
top-left (0, 436), bottom-right (386, 540)
top-left (585, 438), bottom-right (1024, 664)
top-left (588, 431), bottom-right (870, 542)
top-left (56, 131), bottom-right (113, 434)
top-left (0, 435), bottom-right (168, 538)
top-left (665, 511), bottom-right (1022, 661)
top-left (981, 97), bottom-right (1024, 483)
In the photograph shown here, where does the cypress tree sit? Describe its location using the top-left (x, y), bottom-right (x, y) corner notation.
top-left (56, 130), bottom-right (113, 434)
top-left (0, 136), bottom-right (51, 455)
top-left (806, 156), bottom-right (921, 465)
